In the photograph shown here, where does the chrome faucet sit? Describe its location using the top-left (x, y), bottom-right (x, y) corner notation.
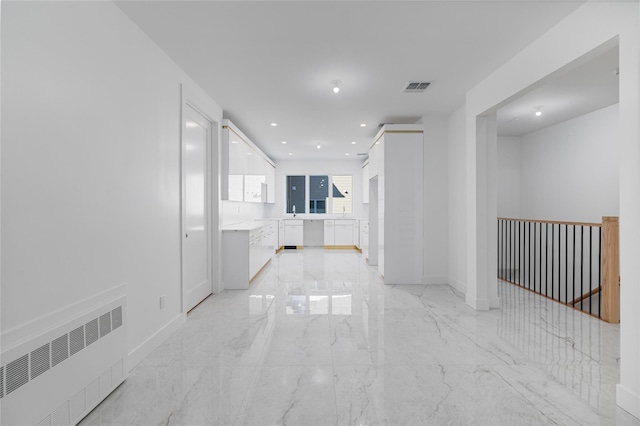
top-left (292, 205), bottom-right (296, 217)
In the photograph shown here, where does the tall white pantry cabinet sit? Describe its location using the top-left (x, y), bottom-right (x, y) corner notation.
top-left (367, 124), bottom-right (424, 284)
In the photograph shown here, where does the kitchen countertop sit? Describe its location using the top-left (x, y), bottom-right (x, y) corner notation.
top-left (223, 218), bottom-right (360, 231)
top-left (222, 221), bottom-right (267, 232)
top-left (278, 217), bottom-right (358, 221)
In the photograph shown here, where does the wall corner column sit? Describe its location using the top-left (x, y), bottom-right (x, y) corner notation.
top-left (465, 111), bottom-right (500, 311)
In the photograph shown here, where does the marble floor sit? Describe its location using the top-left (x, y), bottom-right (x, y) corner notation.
top-left (81, 248), bottom-right (639, 425)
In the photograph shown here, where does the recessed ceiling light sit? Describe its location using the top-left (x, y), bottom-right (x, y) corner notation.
top-left (332, 80), bottom-right (341, 94)
top-left (345, 153), bottom-right (350, 156)
top-left (281, 141), bottom-right (287, 144)
top-left (270, 122), bottom-right (277, 127)
top-left (317, 145), bottom-right (321, 149)
top-left (351, 141), bottom-right (357, 145)
top-left (360, 123), bottom-right (366, 127)
top-left (535, 111), bottom-right (542, 117)
top-left (288, 153), bottom-right (293, 156)
top-left (534, 106), bottom-right (543, 117)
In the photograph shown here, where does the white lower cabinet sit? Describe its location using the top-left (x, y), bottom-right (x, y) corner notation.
top-left (222, 222), bottom-right (275, 290)
top-left (284, 220), bottom-right (303, 246)
top-left (324, 219), bottom-right (354, 246)
top-left (334, 220), bottom-right (354, 245)
top-left (324, 220), bottom-right (335, 245)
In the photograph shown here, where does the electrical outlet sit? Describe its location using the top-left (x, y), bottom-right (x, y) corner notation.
top-left (159, 295), bottom-right (165, 309)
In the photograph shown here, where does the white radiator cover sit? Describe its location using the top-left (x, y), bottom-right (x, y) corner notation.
top-left (1, 295), bottom-right (127, 425)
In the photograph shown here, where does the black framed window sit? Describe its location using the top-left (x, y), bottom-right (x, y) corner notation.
top-left (286, 175), bottom-right (305, 214)
top-left (309, 175), bottom-right (328, 213)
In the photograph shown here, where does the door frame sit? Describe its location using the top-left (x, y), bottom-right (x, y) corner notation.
top-left (180, 84), bottom-right (222, 314)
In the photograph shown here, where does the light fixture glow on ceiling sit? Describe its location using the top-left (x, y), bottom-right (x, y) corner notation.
top-left (360, 123), bottom-right (366, 127)
top-left (317, 145), bottom-right (321, 149)
top-left (288, 153), bottom-right (293, 156)
top-left (535, 111), bottom-right (542, 117)
top-left (281, 141), bottom-right (287, 144)
top-left (270, 122), bottom-right (277, 127)
top-left (332, 80), bottom-right (341, 94)
top-left (534, 106), bottom-right (543, 117)
top-left (351, 141), bottom-right (357, 145)
top-left (345, 153), bottom-right (350, 156)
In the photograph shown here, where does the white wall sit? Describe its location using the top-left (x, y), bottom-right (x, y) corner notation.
top-left (2, 2), bottom-right (221, 367)
top-left (519, 104), bottom-right (619, 223)
top-left (267, 159), bottom-right (368, 219)
top-left (447, 106), bottom-right (467, 294)
top-left (497, 136), bottom-right (522, 218)
top-left (422, 117), bottom-right (449, 284)
top-left (464, 1), bottom-right (639, 417)
top-left (222, 201), bottom-right (267, 225)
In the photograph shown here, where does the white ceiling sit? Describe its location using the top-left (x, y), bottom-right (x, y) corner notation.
top-left (116, 1), bottom-right (588, 161)
top-left (497, 46), bottom-right (619, 137)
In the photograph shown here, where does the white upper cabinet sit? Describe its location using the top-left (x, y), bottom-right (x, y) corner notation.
top-left (266, 163), bottom-right (276, 204)
top-left (244, 145), bottom-right (265, 203)
top-left (222, 119), bottom-right (276, 203)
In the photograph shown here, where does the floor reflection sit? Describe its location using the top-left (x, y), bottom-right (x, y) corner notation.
top-left (285, 281), bottom-right (353, 315)
top-left (497, 279), bottom-right (620, 413)
top-left (80, 248), bottom-right (638, 426)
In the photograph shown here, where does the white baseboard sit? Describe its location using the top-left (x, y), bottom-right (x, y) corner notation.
top-left (127, 313), bottom-right (186, 370)
top-left (422, 276), bottom-right (448, 285)
top-left (617, 384), bottom-right (640, 419)
top-left (448, 278), bottom-right (467, 294)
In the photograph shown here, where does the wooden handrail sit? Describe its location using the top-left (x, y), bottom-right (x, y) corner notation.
top-left (569, 287), bottom-right (601, 306)
top-left (497, 217), bottom-right (602, 227)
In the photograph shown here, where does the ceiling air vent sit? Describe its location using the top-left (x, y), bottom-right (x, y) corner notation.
top-left (404, 81), bottom-right (431, 93)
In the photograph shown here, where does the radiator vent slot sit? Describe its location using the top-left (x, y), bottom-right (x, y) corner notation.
top-left (51, 334), bottom-right (69, 368)
top-left (99, 312), bottom-right (112, 338)
top-left (30, 343), bottom-right (51, 380)
top-left (1, 365), bottom-right (4, 398)
top-left (85, 318), bottom-right (99, 346)
top-left (70, 325), bottom-right (85, 356)
top-left (112, 306), bottom-right (123, 330)
top-left (6, 354), bottom-right (29, 394)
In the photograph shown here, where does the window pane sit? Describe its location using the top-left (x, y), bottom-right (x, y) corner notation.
top-left (309, 175), bottom-right (328, 214)
top-left (286, 176), bottom-right (305, 214)
top-left (332, 175), bottom-right (352, 215)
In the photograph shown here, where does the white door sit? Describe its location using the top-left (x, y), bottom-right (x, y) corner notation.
top-left (183, 105), bottom-right (211, 312)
